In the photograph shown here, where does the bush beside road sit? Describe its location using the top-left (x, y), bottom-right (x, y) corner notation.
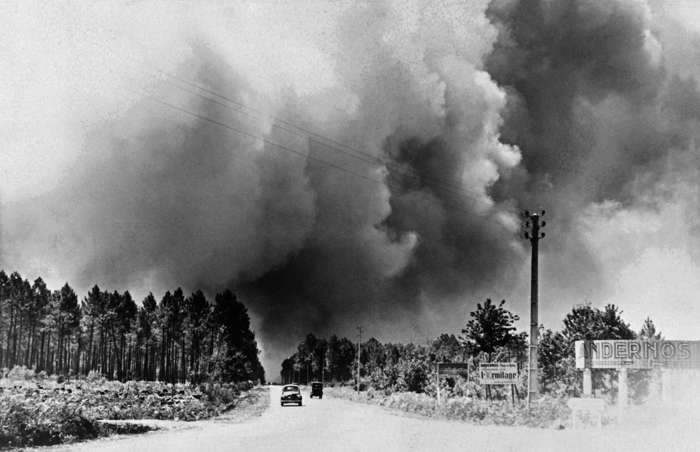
top-left (326, 386), bottom-right (576, 429)
top-left (0, 367), bottom-right (260, 449)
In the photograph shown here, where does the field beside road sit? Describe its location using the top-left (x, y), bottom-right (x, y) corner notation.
top-left (24, 385), bottom-right (700, 452)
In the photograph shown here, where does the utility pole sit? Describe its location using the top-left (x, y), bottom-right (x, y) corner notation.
top-left (522, 210), bottom-right (546, 409)
top-left (356, 326), bottom-right (363, 392)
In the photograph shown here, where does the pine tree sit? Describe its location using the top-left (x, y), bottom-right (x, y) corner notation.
top-left (639, 317), bottom-right (662, 340)
top-left (461, 299), bottom-right (519, 361)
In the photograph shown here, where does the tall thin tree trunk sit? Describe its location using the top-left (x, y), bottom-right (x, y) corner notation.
top-left (38, 331), bottom-right (46, 372)
top-left (87, 321), bottom-right (94, 373)
top-left (25, 324), bottom-right (33, 366)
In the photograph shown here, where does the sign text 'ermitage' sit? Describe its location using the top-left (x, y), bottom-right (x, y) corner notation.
top-left (478, 362), bottom-right (518, 385)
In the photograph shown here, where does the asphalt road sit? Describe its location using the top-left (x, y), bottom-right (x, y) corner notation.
top-left (39, 386), bottom-right (700, 452)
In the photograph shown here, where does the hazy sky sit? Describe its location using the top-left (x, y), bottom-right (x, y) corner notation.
top-left (2, 0), bottom-right (700, 374)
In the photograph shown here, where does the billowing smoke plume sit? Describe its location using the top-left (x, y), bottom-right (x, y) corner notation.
top-left (2, 0), bottom-right (700, 372)
top-left (484, 0), bottom-right (700, 325)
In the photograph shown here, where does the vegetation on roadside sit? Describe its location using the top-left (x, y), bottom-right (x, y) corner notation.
top-left (282, 299), bottom-right (662, 428)
top-left (327, 386), bottom-right (572, 428)
top-left (0, 268), bottom-right (268, 447)
top-left (0, 367), bottom-right (257, 449)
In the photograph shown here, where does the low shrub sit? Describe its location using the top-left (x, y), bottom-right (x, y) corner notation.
top-left (6, 366), bottom-right (35, 381)
top-left (0, 369), bottom-right (259, 448)
top-left (327, 387), bottom-right (572, 429)
top-left (0, 395), bottom-right (100, 448)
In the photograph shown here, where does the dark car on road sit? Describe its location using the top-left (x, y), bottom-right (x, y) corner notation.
top-left (310, 381), bottom-right (323, 399)
top-left (280, 385), bottom-right (302, 406)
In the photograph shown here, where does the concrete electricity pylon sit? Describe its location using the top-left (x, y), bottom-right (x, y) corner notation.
top-left (522, 210), bottom-right (546, 409)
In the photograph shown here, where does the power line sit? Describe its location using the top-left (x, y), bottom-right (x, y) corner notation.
top-left (153, 68), bottom-right (382, 166)
top-left (143, 93), bottom-right (383, 185)
top-left (153, 67), bottom-right (485, 203)
top-left (137, 89), bottom-right (487, 219)
top-left (93, 45), bottom-right (492, 206)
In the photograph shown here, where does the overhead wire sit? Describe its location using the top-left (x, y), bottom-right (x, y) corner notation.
top-left (82, 39), bottom-right (499, 218)
top-left (135, 88), bottom-right (483, 219)
top-left (93, 45), bottom-right (491, 205)
top-left (152, 66), bottom-right (485, 203)
top-left (142, 92), bottom-right (382, 185)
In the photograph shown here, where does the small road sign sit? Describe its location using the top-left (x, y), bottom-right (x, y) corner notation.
top-left (437, 363), bottom-right (469, 376)
top-left (478, 362), bottom-right (518, 385)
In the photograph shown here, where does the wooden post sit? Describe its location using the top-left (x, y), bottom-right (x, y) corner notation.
top-left (583, 368), bottom-right (592, 397)
top-left (661, 368), bottom-right (671, 403)
top-left (618, 368), bottom-right (628, 417)
top-left (651, 367), bottom-right (662, 402)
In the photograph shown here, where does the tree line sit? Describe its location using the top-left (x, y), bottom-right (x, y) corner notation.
top-left (0, 270), bottom-right (265, 384)
top-left (280, 299), bottom-right (528, 390)
top-left (281, 299), bottom-right (661, 400)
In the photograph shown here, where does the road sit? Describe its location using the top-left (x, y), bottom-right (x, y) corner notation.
top-left (38, 386), bottom-right (699, 452)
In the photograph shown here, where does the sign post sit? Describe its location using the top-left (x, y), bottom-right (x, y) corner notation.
top-left (583, 368), bottom-right (592, 397)
top-left (662, 369), bottom-right (671, 402)
top-left (618, 367), bottom-right (628, 417)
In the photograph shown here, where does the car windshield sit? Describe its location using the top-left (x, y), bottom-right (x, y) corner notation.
top-left (283, 386), bottom-right (299, 392)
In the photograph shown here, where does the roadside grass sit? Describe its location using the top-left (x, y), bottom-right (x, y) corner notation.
top-left (0, 366), bottom-right (257, 449)
top-left (216, 386), bottom-right (269, 422)
top-left (326, 387), bottom-right (573, 429)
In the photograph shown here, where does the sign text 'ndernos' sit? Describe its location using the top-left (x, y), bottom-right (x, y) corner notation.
top-left (575, 340), bottom-right (700, 369)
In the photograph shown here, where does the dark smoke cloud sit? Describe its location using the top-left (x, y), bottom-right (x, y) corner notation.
top-left (3, 0), bottom-right (700, 374)
top-left (383, 134), bottom-right (522, 298)
top-left (485, 0), bottom-right (700, 305)
top-left (487, 0), bottom-right (666, 200)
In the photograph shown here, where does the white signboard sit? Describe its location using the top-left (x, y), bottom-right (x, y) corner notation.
top-left (478, 362), bottom-right (518, 385)
top-left (575, 340), bottom-right (700, 369)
